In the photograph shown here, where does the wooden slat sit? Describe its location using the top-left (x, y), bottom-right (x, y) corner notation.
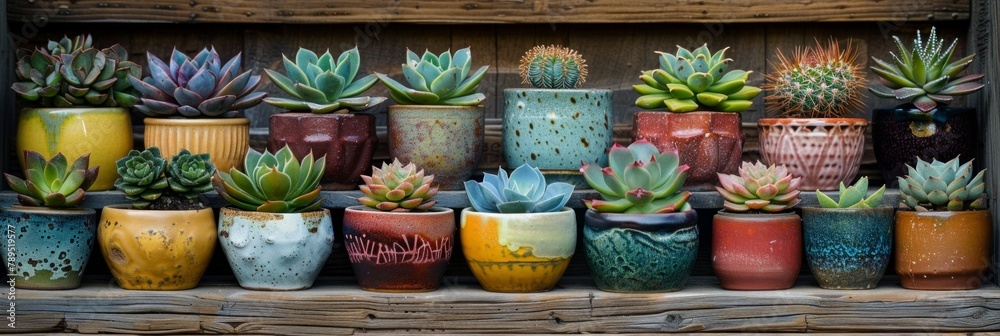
top-left (969, 0), bottom-right (999, 285)
top-left (1, 0), bottom-right (13, 190)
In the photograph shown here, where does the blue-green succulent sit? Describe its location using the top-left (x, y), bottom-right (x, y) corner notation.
top-left (264, 47), bottom-right (386, 114)
top-left (376, 47), bottom-right (489, 106)
top-left (464, 164), bottom-right (574, 214)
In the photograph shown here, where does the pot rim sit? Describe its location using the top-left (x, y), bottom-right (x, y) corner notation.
top-left (389, 104), bottom-right (485, 111)
top-left (103, 204), bottom-right (213, 214)
top-left (585, 208), bottom-right (697, 219)
top-left (270, 112), bottom-right (372, 119)
top-left (143, 117), bottom-right (249, 126)
top-left (800, 206), bottom-right (896, 213)
top-left (1, 205), bottom-right (95, 215)
top-left (219, 206), bottom-right (331, 217)
top-left (757, 117), bottom-right (868, 126)
top-left (714, 210), bottom-right (800, 219)
top-left (460, 207), bottom-right (574, 217)
top-left (584, 208), bottom-right (698, 231)
top-left (894, 209), bottom-right (990, 216)
top-left (345, 205), bottom-right (455, 215)
top-left (20, 107), bottom-right (129, 113)
top-left (634, 110), bottom-right (741, 115)
top-left (502, 88), bottom-right (613, 94)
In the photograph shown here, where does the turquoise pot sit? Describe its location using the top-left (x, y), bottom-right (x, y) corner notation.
top-left (503, 89), bottom-right (613, 187)
top-left (802, 207), bottom-right (894, 289)
top-left (0, 206), bottom-right (96, 289)
top-left (583, 209), bottom-right (699, 292)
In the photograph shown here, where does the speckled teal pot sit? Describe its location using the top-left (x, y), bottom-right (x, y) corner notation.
top-left (802, 207), bottom-right (894, 290)
top-left (0, 206), bottom-right (96, 290)
top-left (503, 89), bottom-right (613, 187)
top-left (583, 209), bottom-right (699, 292)
top-left (389, 105), bottom-right (485, 190)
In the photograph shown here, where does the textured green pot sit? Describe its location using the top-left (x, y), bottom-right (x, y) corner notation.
top-left (802, 207), bottom-right (894, 289)
top-left (0, 206), bottom-right (97, 289)
top-left (388, 105), bottom-right (485, 190)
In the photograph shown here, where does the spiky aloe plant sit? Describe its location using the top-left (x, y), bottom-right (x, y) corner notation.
top-left (580, 139), bottom-right (692, 214)
top-left (263, 47), bottom-right (386, 114)
top-left (764, 39), bottom-right (866, 118)
top-left (716, 161), bottom-right (802, 213)
top-left (519, 45), bottom-right (588, 89)
top-left (634, 44), bottom-right (761, 113)
top-left (816, 177), bottom-right (887, 208)
top-left (869, 27), bottom-right (984, 114)
top-left (375, 47), bottom-right (489, 106)
top-left (898, 157), bottom-right (986, 211)
top-left (465, 164), bottom-right (574, 214)
top-left (4, 151), bottom-right (99, 207)
top-left (213, 145), bottom-right (325, 213)
top-left (114, 147), bottom-right (216, 210)
top-left (357, 159), bottom-right (439, 212)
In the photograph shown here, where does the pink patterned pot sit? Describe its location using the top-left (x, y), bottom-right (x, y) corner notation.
top-left (757, 118), bottom-right (866, 190)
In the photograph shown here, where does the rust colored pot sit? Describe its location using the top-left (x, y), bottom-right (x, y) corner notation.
top-left (895, 210), bottom-right (992, 290)
top-left (633, 111), bottom-right (743, 189)
top-left (757, 118), bottom-right (866, 190)
top-left (388, 105), bottom-right (485, 190)
top-left (712, 211), bottom-right (802, 290)
top-left (343, 206), bottom-right (455, 292)
top-left (269, 113), bottom-right (377, 190)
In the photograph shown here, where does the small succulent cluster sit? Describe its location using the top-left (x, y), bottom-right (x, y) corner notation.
top-left (114, 147), bottom-right (216, 210)
top-left (264, 47), bottom-right (386, 114)
top-left (357, 159), bottom-right (439, 212)
top-left (213, 146), bottom-right (325, 213)
top-left (898, 157), bottom-right (986, 211)
top-left (764, 39), bottom-right (866, 118)
top-left (634, 44), bottom-right (761, 113)
top-left (465, 164), bottom-right (574, 214)
top-left (869, 27), bottom-right (984, 113)
top-left (4, 151), bottom-right (98, 207)
top-left (376, 47), bottom-right (489, 106)
top-left (816, 177), bottom-right (887, 209)
top-left (519, 45), bottom-right (588, 89)
top-left (716, 161), bottom-right (801, 213)
top-left (581, 140), bottom-right (691, 214)
top-left (128, 47), bottom-right (265, 117)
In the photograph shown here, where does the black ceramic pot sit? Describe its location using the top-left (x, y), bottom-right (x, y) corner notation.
top-left (871, 106), bottom-right (978, 187)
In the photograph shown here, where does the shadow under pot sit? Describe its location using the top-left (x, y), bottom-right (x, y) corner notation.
top-left (583, 209), bottom-right (699, 292)
top-left (143, 117), bottom-right (250, 173)
top-left (872, 106), bottom-right (978, 187)
top-left (633, 111), bottom-right (743, 190)
top-left (712, 211), bottom-right (802, 290)
top-left (269, 113), bottom-right (378, 190)
top-left (895, 210), bottom-right (992, 290)
top-left (0, 206), bottom-right (97, 290)
top-left (801, 207), bottom-right (894, 290)
top-left (388, 105), bottom-right (485, 191)
top-left (757, 118), bottom-right (866, 190)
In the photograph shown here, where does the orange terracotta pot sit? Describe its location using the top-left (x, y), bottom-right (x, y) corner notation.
top-left (757, 118), bottom-right (866, 190)
top-left (712, 211), bottom-right (802, 290)
top-left (895, 210), bottom-right (992, 290)
top-left (633, 111), bottom-right (743, 189)
top-left (143, 118), bottom-right (250, 173)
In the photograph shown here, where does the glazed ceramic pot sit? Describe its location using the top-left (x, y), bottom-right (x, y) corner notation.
top-left (633, 111), bottom-right (743, 189)
top-left (0, 206), bottom-right (96, 289)
top-left (872, 106), bottom-right (977, 187)
top-left (801, 207), bottom-right (894, 289)
top-left (895, 210), bottom-right (992, 290)
top-left (712, 211), bottom-right (802, 290)
top-left (502, 89), bottom-right (613, 187)
top-left (98, 205), bottom-right (216, 290)
top-left (143, 117), bottom-right (250, 172)
top-left (218, 207), bottom-right (334, 291)
top-left (460, 208), bottom-right (576, 293)
top-left (583, 209), bottom-right (698, 292)
top-left (269, 113), bottom-right (378, 190)
top-left (388, 105), bottom-right (485, 190)
top-left (343, 206), bottom-right (455, 292)
top-left (757, 118), bottom-right (866, 190)
top-left (16, 107), bottom-right (132, 190)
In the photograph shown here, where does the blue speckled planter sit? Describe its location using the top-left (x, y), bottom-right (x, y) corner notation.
top-left (802, 207), bottom-right (894, 289)
top-left (503, 89), bottom-right (613, 187)
top-left (0, 206), bottom-right (96, 290)
top-left (583, 209), bottom-right (699, 292)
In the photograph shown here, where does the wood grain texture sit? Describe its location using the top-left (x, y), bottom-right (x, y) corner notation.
top-left (1, 0), bottom-right (13, 190)
top-left (969, 0), bottom-right (999, 286)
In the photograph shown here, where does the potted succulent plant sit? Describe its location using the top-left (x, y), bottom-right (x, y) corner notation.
top-left (503, 45), bottom-right (613, 187)
top-left (264, 47), bottom-right (387, 190)
top-left (376, 47), bottom-right (489, 190)
top-left (580, 139), bottom-right (697, 292)
top-left (802, 177), bottom-right (892, 290)
top-left (632, 44), bottom-right (761, 189)
top-left (758, 38), bottom-right (868, 190)
top-left (213, 145), bottom-right (333, 291)
top-left (895, 157), bottom-right (990, 290)
top-left (713, 161), bottom-right (803, 290)
top-left (11, 34), bottom-right (140, 190)
top-left (343, 159), bottom-right (453, 292)
top-left (869, 27), bottom-right (984, 187)
top-left (462, 164), bottom-right (574, 292)
top-left (99, 147), bottom-right (217, 290)
top-left (128, 47), bottom-right (266, 173)
top-left (1, 151), bottom-right (98, 289)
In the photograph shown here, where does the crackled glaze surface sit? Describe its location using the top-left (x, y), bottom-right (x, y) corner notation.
top-left (0, 207), bottom-right (96, 289)
top-left (872, 107), bottom-right (978, 187)
top-left (712, 211), bottom-right (802, 290)
top-left (389, 105), bottom-right (484, 190)
top-left (895, 210), bottom-right (992, 290)
top-left (144, 117), bottom-right (249, 173)
top-left (758, 118), bottom-right (866, 190)
top-left (269, 113), bottom-right (378, 190)
top-left (633, 111), bottom-right (743, 189)
top-left (802, 207), bottom-right (894, 290)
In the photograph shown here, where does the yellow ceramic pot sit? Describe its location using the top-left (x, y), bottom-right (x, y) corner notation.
top-left (16, 107), bottom-right (133, 191)
top-left (98, 205), bottom-right (217, 290)
top-left (460, 207), bottom-right (576, 293)
top-left (143, 118), bottom-right (249, 172)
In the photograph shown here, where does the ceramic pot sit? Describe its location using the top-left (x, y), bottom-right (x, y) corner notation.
top-left (895, 210), bottom-right (992, 290)
top-left (98, 205), bottom-right (216, 290)
top-left (757, 118), bottom-right (866, 190)
top-left (269, 113), bottom-right (378, 190)
top-left (633, 111), bottom-right (743, 189)
top-left (388, 105), bottom-right (485, 190)
top-left (143, 117), bottom-right (250, 172)
top-left (872, 107), bottom-right (977, 187)
top-left (218, 207), bottom-right (334, 291)
top-left (712, 211), bottom-right (802, 290)
top-left (0, 206), bottom-right (96, 289)
top-left (16, 107), bottom-right (132, 190)
top-left (802, 207), bottom-right (894, 289)
top-left (460, 208), bottom-right (576, 293)
top-left (583, 209), bottom-right (698, 292)
top-left (502, 89), bottom-right (613, 187)
top-left (343, 206), bottom-right (455, 292)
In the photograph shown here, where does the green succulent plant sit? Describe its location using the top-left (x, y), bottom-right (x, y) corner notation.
top-left (519, 45), bottom-right (588, 89)
top-left (166, 150), bottom-right (216, 200)
top-left (465, 164), bottom-right (574, 214)
top-left (580, 139), bottom-right (691, 214)
top-left (376, 47), bottom-right (489, 106)
top-left (213, 145), bottom-right (325, 213)
top-left (4, 151), bottom-right (99, 207)
top-left (816, 177), bottom-right (887, 209)
top-left (634, 44), bottom-right (761, 113)
top-left (357, 159), bottom-right (439, 212)
top-left (764, 39), bottom-right (866, 118)
top-left (114, 147), bottom-right (170, 209)
top-left (716, 161), bottom-right (802, 213)
top-left (45, 34), bottom-right (92, 56)
top-left (114, 147), bottom-right (216, 210)
top-left (898, 157), bottom-right (986, 212)
top-left (264, 47), bottom-right (386, 114)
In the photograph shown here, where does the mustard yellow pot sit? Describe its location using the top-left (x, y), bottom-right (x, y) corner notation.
top-left (143, 117), bottom-right (249, 172)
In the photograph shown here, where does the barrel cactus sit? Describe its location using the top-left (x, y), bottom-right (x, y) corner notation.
top-left (213, 145), bottom-right (325, 213)
top-left (581, 139), bottom-right (691, 214)
top-left (816, 177), bottom-right (887, 209)
top-left (519, 45), bottom-right (588, 89)
top-left (465, 164), bottom-right (574, 214)
top-left (376, 47), bottom-right (489, 105)
top-left (357, 159), bottom-right (439, 212)
top-left (264, 47), bottom-right (386, 114)
top-left (716, 161), bottom-right (802, 213)
top-left (634, 44), bottom-right (761, 113)
top-left (764, 39), bottom-right (866, 118)
top-left (898, 157), bottom-right (986, 211)
top-left (4, 151), bottom-right (99, 207)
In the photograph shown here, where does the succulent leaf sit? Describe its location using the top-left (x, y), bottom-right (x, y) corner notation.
top-left (898, 156), bottom-right (987, 211)
top-left (377, 47), bottom-right (488, 106)
top-left (635, 44), bottom-right (759, 113)
top-left (466, 164), bottom-right (573, 214)
top-left (716, 161), bottom-right (801, 213)
top-left (581, 139), bottom-right (691, 214)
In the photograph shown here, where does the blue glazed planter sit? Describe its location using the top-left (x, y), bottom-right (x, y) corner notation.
top-left (583, 209), bottom-right (699, 292)
top-left (503, 89), bottom-right (613, 187)
top-left (0, 206), bottom-right (96, 289)
top-left (802, 207), bottom-right (894, 289)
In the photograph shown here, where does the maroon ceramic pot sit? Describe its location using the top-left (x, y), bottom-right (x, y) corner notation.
top-left (712, 211), bottom-right (802, 290)
top-left (633, 111), bottom-right (743, 190)
top-left (269, 113), bottom-right (377, 190)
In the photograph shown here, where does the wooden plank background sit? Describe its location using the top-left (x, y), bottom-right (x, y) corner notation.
top-left (970, 0), bottom-right (999, 286)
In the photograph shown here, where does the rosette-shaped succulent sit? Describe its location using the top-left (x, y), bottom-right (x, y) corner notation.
top-left (634, 44), bottom-right (761, 113)
top-left (357, 159), bottom-right (439, 212)
top-left (580, 139), bottom-right (691, 214)
top-left (12, 49), bottom-right (63, 105)
top-left (213, 145), bottom-right (325, 213)
top-left (4, 151), bottom-right (99, 207)
top-left (465, 164), bottom-right (574, 214)
top-left (114, 147), bottom-right (170, 209)
top-left (716, 161), bottom-right (802, 213)
top-left (519, 45), bottom-right (588, 89)
top-left (376, 47), bottom-right (489, 106)
top-left (166, 149), bottom-right (216, 200)
top-left (765, 39), bottom-right (866, 118)
top-left (45, 34), bottom-right (92, 56)
top-left (898, 157), bottom-right (986, 211)
top-left (816, 177), bottom-right (886, 209)
top-left (264, 47), bottom-right (386, 113)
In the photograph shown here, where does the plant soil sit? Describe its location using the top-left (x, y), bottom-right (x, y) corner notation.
top-left (148, 196), bottom-right (206, 211)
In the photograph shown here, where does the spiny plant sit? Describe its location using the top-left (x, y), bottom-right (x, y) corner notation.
top-left (716, 161), bottom-right (802, 213)
top-left (764, 38), bottom-right (866, 118)
top-left (898, 157), bottom-right (986, 211)
top-left (519, 45), bottom-right (588, 89)
top-left (357, 159), bottom-right (439, 212)
top-left (114, 147), bottom-right (216, 210)
top-left (4, 151), bottom-right (99, 207)
top-left (213, 145), bottom-right (325, 213)
top-left (264, 47), bottom-right (386, 114)
top-left (376, 47), bottom-right (489, 105)
top-left (634, 44), bottom-right (761, 113)
top-left (580, 139), bottom-right (691, 214)
top-left (465, 164), bottom-right (574, 214)
top-left (816, 177), bottom-right (887, 208)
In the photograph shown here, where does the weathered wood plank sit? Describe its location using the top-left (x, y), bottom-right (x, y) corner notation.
top-left (1, 0), bottom-right (14, 190)
top-left (969, 0), bottom-right (999, 285)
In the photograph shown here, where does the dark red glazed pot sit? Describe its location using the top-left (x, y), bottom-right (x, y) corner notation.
top-left (269, 113), bottom-right (377, 190)
top-left (872, 106), bottom-right (977, 187)
top-left (633, 111), bottom-right (743, 190)
top-left (712, 211), bottom-right (802, 290)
